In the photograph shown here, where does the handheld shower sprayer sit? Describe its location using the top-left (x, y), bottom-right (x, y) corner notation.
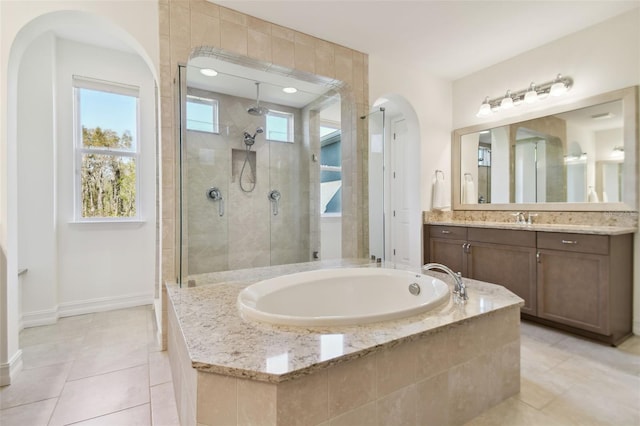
top-left (240, 127), bottom-right (264, 192)
top-left (243, 127), bottom-right (264, 147)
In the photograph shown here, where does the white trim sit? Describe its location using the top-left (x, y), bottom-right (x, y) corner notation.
top-left (20, 293), bottom-right (154, 329)
top-left (57, 292), bottom-right (154, 318)
top-left (21, 307), bottom-right (60, 329)
top-left (0, 350), bottom-right (23, 386)
top-left (633, 319), bottom-right (640, 336)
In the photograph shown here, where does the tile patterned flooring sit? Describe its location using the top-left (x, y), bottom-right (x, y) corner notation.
top-left (1, 305), bottom-right (639, 425)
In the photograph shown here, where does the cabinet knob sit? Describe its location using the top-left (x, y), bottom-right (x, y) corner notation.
top-left (536, 251), bottom-right (541, 263)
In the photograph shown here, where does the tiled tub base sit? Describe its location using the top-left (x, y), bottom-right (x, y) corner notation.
top-left (168, 303), bottom-right (520, 426)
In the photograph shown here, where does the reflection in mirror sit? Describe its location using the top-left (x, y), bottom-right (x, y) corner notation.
top-left (454, 86), bottom-right (637, 211)
top-left (179, 54), bottom-right (345, 281)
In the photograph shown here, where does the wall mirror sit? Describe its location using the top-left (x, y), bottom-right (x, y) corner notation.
top-left (453, 86), bottom-right (638, 211)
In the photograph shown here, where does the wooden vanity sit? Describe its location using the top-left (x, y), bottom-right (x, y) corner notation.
top-left (424, 223), bottom-right (634, 345)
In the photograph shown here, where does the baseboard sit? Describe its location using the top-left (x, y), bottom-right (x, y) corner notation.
top-left (0, 349), bottom-right (23, 386)
top-left (21, 293), bottom-right (154, 329)
top-left (58, 292), bottom-right (155, 318)
top-left (21, 307), bottom-right (60, 329)
top-left (634, 319), bottom-right (640, 336)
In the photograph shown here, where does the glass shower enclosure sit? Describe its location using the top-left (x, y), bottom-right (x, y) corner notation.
top-left (177, 55), bottom-right (342, 283)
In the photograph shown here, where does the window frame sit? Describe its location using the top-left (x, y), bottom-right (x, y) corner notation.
top-left (266, 110), bottom-right (295, 143)
top-left (73, 76), bottom-right (142, 222)
top-left (186, 94), bottom-right (220, 134)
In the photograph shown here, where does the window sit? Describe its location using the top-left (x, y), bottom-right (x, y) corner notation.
top-left (266, 110), bottom-right (294, 142)
top-left (73, 76), bottom-right (140, 220)
top-left (320, 129), bottom-right (342, 214)
top-left (186, 95), bottom-right (219, 133)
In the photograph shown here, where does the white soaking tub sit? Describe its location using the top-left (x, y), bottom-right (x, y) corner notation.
top-left (237, 267), bottom-right (450, 326)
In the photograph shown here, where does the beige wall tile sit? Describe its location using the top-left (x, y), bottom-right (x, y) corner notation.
top-left (294, 40), bottom-right (315, 74)
top-left (159, 3), bottom-right (170, 37)
top-left (169, 2), bottom-right (191, 51)
top-left (376, 385), bottom-right (418, 426)
top-left (220, 6), bottom-right (247, 26)
top-left (196, 372), bottom-right (237, 425)
top-left (334, 46), bottom-right (353, 87)
top-left (221, 21), bottom-right (248, 56)
top-left (191, 11), bottom-right (221, 49)
top-left (248, 29), bottom-right (271, 63)
top-left (237, 378), bottom-right (277, 425)
top-left (328, 355), bottom-right (376, 417)
top-left (416, 328), bottom-right (451, 380)
top-left (247, 16), bottom-right (271, 35)
top-left (352, 51), bottom-right (365, 100)
top-left (329, 402), bottom-right (376, 426)
top-left (190, 0), bottom-right (219, 18)
top-left (271, 24), bottom-right (295, 42)
top-left (315, 44), bottom-right (335, 79)
top-left (416, 371), bottom-right (449, 426)
top-left (376, 340), bottom-right (417, 397)
top-left (277, 371), bottom-right (329, 426)
top-left (271, 36), bottom-right (295, 69)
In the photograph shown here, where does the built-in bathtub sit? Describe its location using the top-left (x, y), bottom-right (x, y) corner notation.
top-left (166, 260), bottom-right (524, 426)
top-left (237, 267), bottom-right (450, 326)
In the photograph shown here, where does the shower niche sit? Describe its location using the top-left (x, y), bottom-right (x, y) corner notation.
top-left (178, 51), bottom-right (347, 281)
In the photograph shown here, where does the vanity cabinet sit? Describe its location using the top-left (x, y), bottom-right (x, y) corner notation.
top-left (426, 225), bottom-right (537, 315)
top-left (424, 225), bottom-right (633, 345)
top-left (535, 232), bottom-right (632, 343)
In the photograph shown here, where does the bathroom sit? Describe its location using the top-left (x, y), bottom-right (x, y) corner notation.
top-left (1, 1), bottom-right (639, 425)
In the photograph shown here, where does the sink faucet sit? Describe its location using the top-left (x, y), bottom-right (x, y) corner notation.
top-left (512, 212), bottom-right (526, 224)
top-left (422, 263), bottom-right (468, 301)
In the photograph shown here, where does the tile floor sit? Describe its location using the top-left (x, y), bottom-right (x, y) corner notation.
top-left (1, 306), bottom-right (639, 426)
top-left (0, 305), bottom-right (179, 426)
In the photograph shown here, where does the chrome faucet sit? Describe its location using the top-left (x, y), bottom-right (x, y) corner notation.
top-left (422, 263), bottom-right (468, 301)
top-left (512, 212), bottom-right (526, 224)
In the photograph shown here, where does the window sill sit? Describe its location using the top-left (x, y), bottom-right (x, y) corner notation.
top-left (321, 213), bottom-right (342, 219)
top-left (69, 218), bottom-right (147, 225)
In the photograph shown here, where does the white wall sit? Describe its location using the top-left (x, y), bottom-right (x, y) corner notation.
top-left (17, 32), bottom-right (58, 326)
top-left (53, 38), bottom-right (156, 317)
top-left (452, 9), bottom-right (640, 334)
top-left (1, 1), bottom-right (159, 385)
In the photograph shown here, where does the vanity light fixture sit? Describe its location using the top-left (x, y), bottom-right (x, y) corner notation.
top-left (282, 87), bottom-right (297, 94)
top-left (611, 146), bottom-right (625, 159)
top-left (476, 74), bottom-right (573, 118)
top-left (200, 68), bottom-right (218, 77)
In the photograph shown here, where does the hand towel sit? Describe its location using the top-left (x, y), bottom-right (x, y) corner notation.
top-left (432, 171), bottom-right (450, 211)
top-left (462, 174), bottom-right (476, 204)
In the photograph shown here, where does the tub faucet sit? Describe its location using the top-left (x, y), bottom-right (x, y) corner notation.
top-left (422, 263), bottom-right (468, 301)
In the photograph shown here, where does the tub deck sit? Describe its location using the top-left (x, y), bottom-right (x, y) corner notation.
top-left (166, 259), bottom-right (523, 383)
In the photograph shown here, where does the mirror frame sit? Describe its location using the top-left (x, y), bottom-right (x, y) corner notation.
top-left (452, 86), bottom-right (638, 211)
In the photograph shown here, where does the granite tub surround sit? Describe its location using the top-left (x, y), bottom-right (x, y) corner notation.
top-left (166, 260), bottom-right (524, 425)
top-left (424, 210), bottom-right (638, 234)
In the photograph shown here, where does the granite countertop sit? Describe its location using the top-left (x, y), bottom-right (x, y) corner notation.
top-left (425, 220), bottom-right (636, 235)
top-left (167, 259), bottom-right (524, 383)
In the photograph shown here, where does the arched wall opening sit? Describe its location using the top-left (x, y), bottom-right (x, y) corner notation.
top-left (1, 9), bottom-right (159, 385)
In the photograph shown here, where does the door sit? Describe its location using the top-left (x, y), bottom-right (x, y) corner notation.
top-left (390, 118), bottom-right (411, 265)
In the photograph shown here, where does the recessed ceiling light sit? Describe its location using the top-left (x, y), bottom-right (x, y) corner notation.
top-left (282, 87), bottom-right (297, 94)
top-left (200, 68), bottom-right (218, 77)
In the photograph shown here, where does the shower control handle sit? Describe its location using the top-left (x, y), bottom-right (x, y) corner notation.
top-left (206, 187), bottom-right (225, 217)
top-left (268, 190), bottom-right (281, 216)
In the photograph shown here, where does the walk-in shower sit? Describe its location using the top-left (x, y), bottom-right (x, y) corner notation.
top-left (178, 54), bottom-right (348, 283)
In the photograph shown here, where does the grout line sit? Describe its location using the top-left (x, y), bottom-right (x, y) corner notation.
top-left (63, 402), bottom-right (150, 426)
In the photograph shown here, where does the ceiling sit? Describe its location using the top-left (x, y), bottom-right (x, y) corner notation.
top-left (213, 0), bottom-right (639, 81)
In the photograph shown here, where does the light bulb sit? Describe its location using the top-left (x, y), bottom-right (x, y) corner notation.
top-left (476, 97), bottom-right (492, 117)
top-left (500, 90), bottom-right (514, 109)
top-left (200, 68), bottom-right (218, 77)
top-left (524, 83), bottom-right (538, 104)
top-left (550, 74), bottom-right (567, 96)
top-left (282, 87), bottom-right (297, 94)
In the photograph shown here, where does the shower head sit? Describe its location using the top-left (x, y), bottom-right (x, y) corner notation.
top-left (247, 82), bottom-right (269, 116)
top-left (243, 127), bottom-right (264, 147)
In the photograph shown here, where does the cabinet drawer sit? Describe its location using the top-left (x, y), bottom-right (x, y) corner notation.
top-left (429, 225), bottom-right (467, 240)
top-left (537, 232), bottom-right (609, 255)
top-left (468, 227), bottom-right (535, 247)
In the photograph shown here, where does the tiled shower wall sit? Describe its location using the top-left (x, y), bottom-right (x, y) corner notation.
top-left (159, 0), bottom-right (370, 342)
top-left (185, 89), bottom-right (310, 275)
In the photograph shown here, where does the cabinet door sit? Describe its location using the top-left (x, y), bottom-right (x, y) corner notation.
top-left (467, 242), bottom-right (537, 315)
top-left (429, 238), bottom-right (466, 275)
top-left (537, 249), bottom-right (609, 335)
